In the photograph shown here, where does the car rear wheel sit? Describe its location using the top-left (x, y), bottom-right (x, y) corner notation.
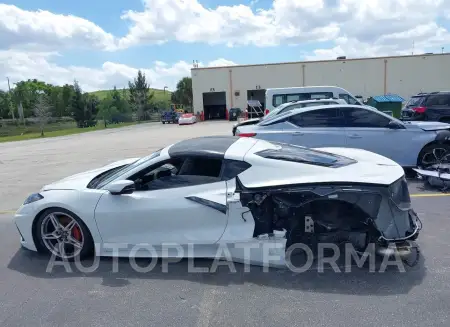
top-left (35, 208), bottom-right (94, 260)
top-left (417, 143), bottom-right (450, 168)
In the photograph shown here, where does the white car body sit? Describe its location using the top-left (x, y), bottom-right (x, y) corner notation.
top-left (178, 114), bottom-right (197, 125)
top-left (14, 137), bottom-right (420, 266)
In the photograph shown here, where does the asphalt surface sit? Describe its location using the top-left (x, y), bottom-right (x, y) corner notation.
top-left (1, 121), bottom-right (450, 327)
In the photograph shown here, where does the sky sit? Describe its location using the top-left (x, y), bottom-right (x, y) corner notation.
top-left (1, 0), bottom-right (450, 92)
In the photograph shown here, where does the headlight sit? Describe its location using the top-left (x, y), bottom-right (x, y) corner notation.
top-left (23, 193), bottom-right (44, 205)
top-left (389, 176), bottom-right (411, 210)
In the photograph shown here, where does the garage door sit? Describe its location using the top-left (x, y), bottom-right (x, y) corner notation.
top-left (203, 92), bottom-right (227, 120)
top-left (247, 89), bottom-right (266, 117)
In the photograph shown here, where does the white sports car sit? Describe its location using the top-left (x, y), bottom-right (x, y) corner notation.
top-left (14, 136), bottom-right (421, 265)
top-left (178, 113), bottom-right (197, 125)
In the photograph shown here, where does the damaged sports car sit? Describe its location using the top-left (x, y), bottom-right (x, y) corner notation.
top-left (14, 136), bottom-right (421, 265)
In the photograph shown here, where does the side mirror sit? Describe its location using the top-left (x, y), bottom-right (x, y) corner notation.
top-left (104, 180), bottom-right (135, 195)
top-left (387, 121), bottom-right (403, 129)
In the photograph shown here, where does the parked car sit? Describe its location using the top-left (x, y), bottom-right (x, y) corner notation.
top-left (178, 113), bottom-right (197, 125)
top-left (235, 104), bottom-right (450, 168)
top-left (401, 92), bottom-right (450, 123)
top-left (265, 86), bottom-right (362, 114)
top-left (14, 136), bottom-right (420, 262)
top-left (231, 98), bottom-right (347, 136)
top-left (161, 111), bottom-right (179, 124)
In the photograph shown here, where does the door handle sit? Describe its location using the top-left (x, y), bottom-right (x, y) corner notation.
top-left (348, 134), bottom-right (362, 138)
top-left (292, 131), bottom-right (304, 135)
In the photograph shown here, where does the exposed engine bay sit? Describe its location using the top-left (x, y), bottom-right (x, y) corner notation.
top-left (236, 177), bottom-right (422, 258)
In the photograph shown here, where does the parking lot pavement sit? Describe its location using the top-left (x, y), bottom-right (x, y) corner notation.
top-left (0, 121), bottom-right (234, 211)
top-left (1, 121), bottom-right (450, 327)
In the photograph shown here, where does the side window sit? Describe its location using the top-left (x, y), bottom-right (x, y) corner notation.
top-left (310, 92), bottom-right (333, 99)
top-left (220, 160), bottom-right (251, 180)
top-left (289, 108), bottom-right (342, 127)
top-left (273, 95), bottom-right (284, 107)
top-left (424, 94), bottom-right (450, 106)
top-left (347, 97), bottom-right (360, 105)
top-left (133, 157), bottom-right (224, 191)
top-left (286, 94), bottom-right (300, 102)
top-left (342, 108), bottom-right (391, 128)
top-left (178, 157), bottom-right (223, 177)
top-left (339, 93), bottom-right (350, 103)
top-left (278, 104), bottom-right (302, 114)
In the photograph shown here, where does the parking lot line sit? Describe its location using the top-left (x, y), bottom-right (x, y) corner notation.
top-left (0, 210), bottom-right (16, 214)
top-left (410, 193), bottom-right (450, 198)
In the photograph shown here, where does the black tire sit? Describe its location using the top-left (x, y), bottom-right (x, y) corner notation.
top-left (417, 143), bottom-right (450, 168)
top-left (34, 208), bottom-right (94, 261)
top-left (162, 121), bottom-right (165, 124)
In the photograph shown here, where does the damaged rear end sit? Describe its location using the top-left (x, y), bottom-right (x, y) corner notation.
top-left (235, 177), bottom-right (421, 258)
top-left (235, 142), bottom-right (422, 259)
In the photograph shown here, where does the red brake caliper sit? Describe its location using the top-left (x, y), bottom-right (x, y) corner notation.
top-left (72, 226), bottom-right (81, 241)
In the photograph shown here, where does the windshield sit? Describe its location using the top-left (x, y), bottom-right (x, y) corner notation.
top-left (405, 96), bottom-right (424, 107)
top-left (94, 150), bottom-right (162, 189)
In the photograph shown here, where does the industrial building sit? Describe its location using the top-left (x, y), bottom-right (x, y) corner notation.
top-left (191, 53), bottom-right (450, 120)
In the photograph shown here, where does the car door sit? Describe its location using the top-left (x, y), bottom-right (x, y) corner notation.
top-left (285, 108), bottom-right (349, 148)
top-left (94, 158), bottom-right (229, 247)
top-left (341, 106), bottom-right (417, 165)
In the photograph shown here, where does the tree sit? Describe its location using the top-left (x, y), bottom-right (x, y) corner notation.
top-left (33, 93), bottom-right (52, 136)
top-left (83, 93), bottom-right (99, 127)
top-left (69, 80), bottom-right (85, 127)
top-left (172, 77), bottom-right (193, 109)
top-left (98, 93), bottom-right (119, 127)
top-left (128, 70), bottom-right (154, 120)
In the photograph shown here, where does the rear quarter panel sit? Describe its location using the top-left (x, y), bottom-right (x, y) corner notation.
top-left (238, 121), bottom-right (293, 143)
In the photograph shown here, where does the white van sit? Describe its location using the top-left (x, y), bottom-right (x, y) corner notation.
top-left (265, 86), bottom-right (362, 114)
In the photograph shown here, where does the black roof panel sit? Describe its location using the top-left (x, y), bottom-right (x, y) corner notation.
top-left (168, 136), bottom-right (240, 159)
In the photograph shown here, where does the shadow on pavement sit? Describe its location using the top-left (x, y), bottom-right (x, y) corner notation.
top-left (8, 248), bottom-right (426, 296)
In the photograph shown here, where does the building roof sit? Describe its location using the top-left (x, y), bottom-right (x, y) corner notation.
top-left (371, 94), bottom-right (405, 103)
top-left (191, 53), bottom-right (450, 71)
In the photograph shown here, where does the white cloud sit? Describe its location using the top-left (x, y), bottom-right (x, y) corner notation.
top-left (0, 4), bottom-right (116, 51)
top-left (304, 23), bottom-right (450, 61)
top-left (118, 0), bottom-right (450, 55)
top-left (1, 0), bottom-right (450, 86)
top-left (2, 1), bottom-right (449, 59)
top-left (117, 0), bottom-right (341, 48)
top-left (0, 50), bottom-right (236, 92)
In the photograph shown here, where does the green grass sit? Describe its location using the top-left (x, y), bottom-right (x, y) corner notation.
top-left (0, 121), bottom-right (137, 143)
top-left (90, 88), bottom-right (172, 103)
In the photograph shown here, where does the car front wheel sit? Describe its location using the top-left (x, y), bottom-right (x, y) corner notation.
top-left (417, 143), bottom-right (450, 168)
top-left (35, 208), bottom-right (94, 260)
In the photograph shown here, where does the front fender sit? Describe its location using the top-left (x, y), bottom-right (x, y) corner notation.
top-left (16, 190), bottom-right (105, 251)
top-left (435, 129), bottom-right (450, 143)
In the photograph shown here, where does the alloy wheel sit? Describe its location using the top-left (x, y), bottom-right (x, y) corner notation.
top-left (420, 147), bottom-right (450, 168)
top-left (40, 212), bottom-right (84, 259)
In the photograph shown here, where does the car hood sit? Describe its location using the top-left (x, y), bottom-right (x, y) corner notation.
top-left (41, 157), bottom-right (139, 191)
top-left (404, 121), bottom-right (450, 131)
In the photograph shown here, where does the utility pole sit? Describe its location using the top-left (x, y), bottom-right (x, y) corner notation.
top-left (6, 77), bottom-right (15, 121)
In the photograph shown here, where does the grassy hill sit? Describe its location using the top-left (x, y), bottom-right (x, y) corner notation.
top-left (90, 88), bottom-right (172, 103)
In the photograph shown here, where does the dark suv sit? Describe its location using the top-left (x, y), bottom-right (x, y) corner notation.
top-left (401, 92), bottom-right (450, 123)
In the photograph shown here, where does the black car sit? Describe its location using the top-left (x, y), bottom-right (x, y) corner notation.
top-left (401, 92), bottom-right (450, 123)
